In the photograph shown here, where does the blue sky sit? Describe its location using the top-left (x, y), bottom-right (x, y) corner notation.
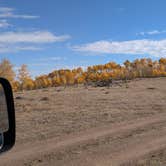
top-left (0, 0), bottom-right (166, 77)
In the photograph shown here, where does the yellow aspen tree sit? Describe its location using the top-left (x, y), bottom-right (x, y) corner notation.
top-left (12, 81), bottom-right (20, 92)
top-left (52, 77), bottom-right (61, 86)
top-left (0, 59), bottom-right (15, 83)
top-left (24, 78), bottom-right (35, 90)
top-left (18, 64), bottom-right (32, 90)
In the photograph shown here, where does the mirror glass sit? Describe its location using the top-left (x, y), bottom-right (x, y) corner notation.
top-left (0, 84), bottom-right (9, 132)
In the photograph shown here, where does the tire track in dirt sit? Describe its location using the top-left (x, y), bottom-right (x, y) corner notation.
top-left (55, 129), bottom-right (166, 166)
top-left (1, 113), bottom-right (166, 166)
top-left (114, 135), bottom-right (166, 165)
top-left (93, 130), bottom-right (166, 166)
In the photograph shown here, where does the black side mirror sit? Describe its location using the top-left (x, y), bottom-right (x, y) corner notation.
top-left (0, 78), bottom-right (15, 154)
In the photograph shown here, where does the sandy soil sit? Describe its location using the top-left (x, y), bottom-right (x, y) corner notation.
top-left (1, 77), bottom-right (166, 166)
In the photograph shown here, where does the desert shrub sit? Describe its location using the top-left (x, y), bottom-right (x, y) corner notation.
top-left (15, 96), bottom-right (24, 100)
top-left (40, 97), bottom-right (49, 101)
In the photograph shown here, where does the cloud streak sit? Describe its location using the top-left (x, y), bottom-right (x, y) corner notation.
top-left (0, 44), bottom-right (42, 53)
top-left (137, 30), bottom-right (166, 36)
top-left (0, 7), bottom-right (39, 19)
top-left (39, 56), bottom-right (67, 61)
top-left (72, 39), bottom-right (166, 57)
top-left (0, 31), bottom-right (71, 43)
top-left (0, 19), bottom-right (10, 28)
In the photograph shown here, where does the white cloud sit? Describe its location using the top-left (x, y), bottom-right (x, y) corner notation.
top-left (0, 13), bottom-right (39, 19)
top-left (0, 7), bottom-right (71, 53)
top-left (137, 30), bottom-right (166, 36)
top-left (39, 56), bottom-right (67, 62)
top-left (0, 44), bottom-right (42, 53)
top-left (0, 31), bottom-right (70, 43)
top-left (61, 65), bottom-right (87, 70)
top-left (0, 31), bottom-right (70, 53)
top-left (0, 7), bottom-right (39, 19)
top-left (147, 30), bottom-right (161, 35)
top-left (72, 39), bottom-right (166, 57)
top-left (29, 63), bottom-right (49, 67)
top-left (0, 19), bottom-right (10, 28)
top-left (15, 46), bottom-right (42, 51)
top-left (0, 7), bottom-right (14, 13)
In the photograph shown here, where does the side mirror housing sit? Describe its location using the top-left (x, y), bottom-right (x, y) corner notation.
top-left (0, 78), bottom-right (15, 154)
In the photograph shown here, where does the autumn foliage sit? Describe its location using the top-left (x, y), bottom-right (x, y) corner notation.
top-left (1, 58), bottom-right (166, 91)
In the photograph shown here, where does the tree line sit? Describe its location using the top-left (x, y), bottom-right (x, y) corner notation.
top-left (1, 58), bottom-right (166, 91)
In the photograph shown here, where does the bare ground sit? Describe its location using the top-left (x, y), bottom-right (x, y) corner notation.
top-left (1, 77), bottom-right (166, 166)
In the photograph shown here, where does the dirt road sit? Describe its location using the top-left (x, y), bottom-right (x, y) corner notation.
top-left (1, 78), bottom-right (166, 165)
